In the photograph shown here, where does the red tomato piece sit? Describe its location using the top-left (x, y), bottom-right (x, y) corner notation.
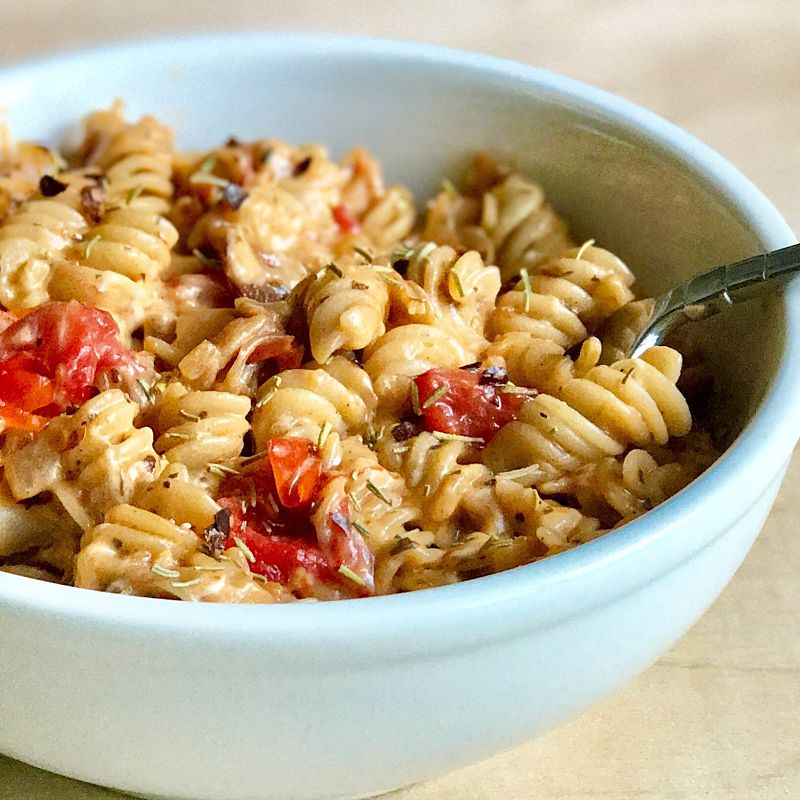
top-left (0, 354), bottom-right (54, 412)
top-left (315, 496), bottom-right (375, 595)
top-left (267, 438), bottom-right (323, 510)
top-left (413, 367), bottom-right (529, 443)
top-left (332, 203), bottom-right (361, 234)
top-left (217, 497), bottom-right (335, 586)
top-left (0, 402), bottom-right (47, 434)
top-left (246, 335), bottom-right (304, 371)
top-left (0, 300), bottom-right (142, 415)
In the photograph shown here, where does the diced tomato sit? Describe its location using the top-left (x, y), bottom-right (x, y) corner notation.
top-left (0, 402), bottom-right (47, 434)
top-left (332, 203), bottom-right (361, 234)
top-left (246, 335), bottom-right (304, 371)
top-left (215, 438), bottom-right (376, 593)
top-left (267, 437), bottom-right (323, 510)
top-left (0, 354), bottom-right (54, 412)
top-left (0, 301), bottom-right (142, 422)
top-left (315, 496), bottom-right (375, 595)
top-left (217, 497), bottom-right (335, 585)
top-left (413, 367), bottom-right (529, 443)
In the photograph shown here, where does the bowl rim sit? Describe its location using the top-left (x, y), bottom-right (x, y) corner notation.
top-left (0, 31), bottom-right (797, 632)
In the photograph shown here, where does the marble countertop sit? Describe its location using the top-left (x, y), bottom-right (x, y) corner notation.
top-left (1, 2), bottom-right (798, 798)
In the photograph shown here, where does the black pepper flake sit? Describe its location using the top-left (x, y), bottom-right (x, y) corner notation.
top-left (392, 420), bottom-right (421, 442)
top-left (351, 280), bottom-right (369, 290)
top-left (39, 174), bottom-right (67, 197)
top-left (293, 156), bottom-right (312, 176)
top-left (223, 182), bottom-right (248, 211)
top-left (479, 366), bottom-right (509, 385)
top-left (225, 137), bottom-right (241, 147)
top-left (239, 283), bottom-right (290, 303)
top-left (81, 184), bottom-right (106, 222)
top-left (460, 361), bottom-right (482, 372)
top-left (204, 507), bottom-right (231, 557)
top-left (390, 536), bottom-right (416, 556)
top-left (142, 455), bottom-right (157, 473)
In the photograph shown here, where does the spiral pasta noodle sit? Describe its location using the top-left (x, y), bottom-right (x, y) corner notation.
top-left (252, 355), bottom-right (377, 448)
top-left (151, 382), bottom-right (251, 478)
top-left (0, 179), bottom-right (91, 309)
top-left (3, 389), bottom-right (159, 530)
top-left (484, 346), bottom-right (691, 488)
top-left (403, 243), bottom-right (501, 346)
top-left (83, 109), bottom-right (175, 214)
top-left (303, 259), bottom-right (390, 363)
top-left (479, 174), bottom-right (574, 281)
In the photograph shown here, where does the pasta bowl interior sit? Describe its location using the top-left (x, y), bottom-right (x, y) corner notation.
top-left (0, 34), bottom-right (798, 800)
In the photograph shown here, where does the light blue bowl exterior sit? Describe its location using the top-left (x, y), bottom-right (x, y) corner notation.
top-left (0, 34), bottom-right (797, 800)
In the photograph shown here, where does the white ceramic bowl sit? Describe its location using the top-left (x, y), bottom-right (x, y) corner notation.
top-left (0, 34), bottom-right (797, 800)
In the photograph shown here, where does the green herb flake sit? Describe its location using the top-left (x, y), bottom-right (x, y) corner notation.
top-left (422, 382), bottom-right (450, 409)
top-left (352, 520), bottom-right (370, 538)
top-left (189, 172), bottom-right (230, 188)
top-left (391, 243), bottom-right (416, 261)
top-left (165, 431), bottom-right (193, 441)
top-left (151, 564), bottom-right (181, 579)
top-left (365, 480), bottom-right (390, 505)
top-left (179, 409), bottom-right (201, 422)
top-left (84, 235), bottom-right (101, 259)
top-left (127, 184), bottom-right (144, 205)
top-left (496, 465), bottom-right (541, 483)
top-left (255, 376), bottom-right (282, 409)
top-left (208, 462), bottom-right (240, 476)
top-left (192, 248), bottom-right (221, 270)
top-left (413, 242), bottom-right (437, 266)
top-left (499, 382), bottom-right (536, 395)
top-left (193, 564), bottom-right (226, 572)
top-left (450, 269), bottom-right (465, 299)
top-left (233, 536), bottom-right (256, 563)
top-left (136, 379), bottom-right (154, 404)
top-left (432, 431), bottom-right (485, 445)
top-left (317, 420), bottom-right (333, 449)
top-left (575, 238), bottom-right (595, 261)
top-left (621, 367), bottom-right (635, 384)
top-left (353, 246), bottom-right (373, 263)
top-left (324, 262), bottom-right (344, 278)
top-left (171, 577), bottom-right (202, 588)
top-left (238, 451), bottom-right (267, 467)
top-left (338, 565), bottom-right (365, 587)
top-left (410, 381), bottom-right (422, 416)
top-left (347, 491), bottom-right (362, 511)
top-left (520, 267), bottom-right (532, 314)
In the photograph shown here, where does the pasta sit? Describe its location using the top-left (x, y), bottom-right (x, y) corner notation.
top-left (0, 108), bottom-right (718, 602)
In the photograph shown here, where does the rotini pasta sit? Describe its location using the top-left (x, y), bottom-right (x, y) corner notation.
top-left (0, 108), bottom-right (717, 602)
top-left (0, 172), bottom-right (93, 310)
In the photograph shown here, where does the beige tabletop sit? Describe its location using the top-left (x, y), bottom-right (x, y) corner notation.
top-left (1, 2), bottom-right (799, 799)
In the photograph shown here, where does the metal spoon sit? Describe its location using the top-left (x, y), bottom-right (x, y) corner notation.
top-left (599, 242), bottom-right (800, 364)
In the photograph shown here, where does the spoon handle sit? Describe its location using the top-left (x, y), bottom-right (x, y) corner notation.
top-left (628, 242), bottom-right (800, 358)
